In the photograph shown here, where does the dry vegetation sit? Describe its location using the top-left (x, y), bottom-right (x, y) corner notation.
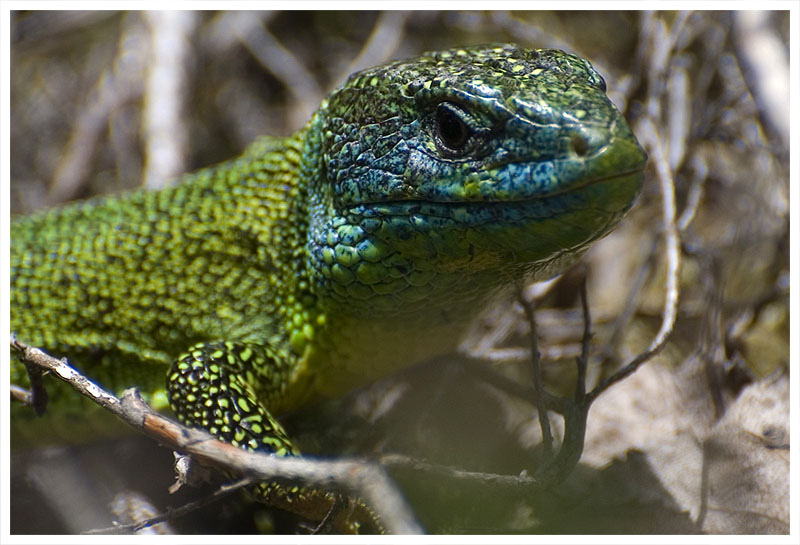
top-left (9, 10), bottom-right (789, 535)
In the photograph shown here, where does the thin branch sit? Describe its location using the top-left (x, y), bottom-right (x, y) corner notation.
top-left (381, 453), bottom-right (539, 491)
top-left (21, 361), bottom-right (48, 415)
top-left (575, 276), bottom-right (590, 404)
top-left (142, 11), bottom-right (198, 189)
top-left (458, 355), bottom-right (568, 415)
top-left (676, 154), bottom-right (707, 232)
top-left (12, 336), bottom-right (123, 413)
top-left (530, 276), bottom-right (593, 485)
top-left (228, 12), bottom-right (323, 130)
top-left (587, 117), bottom-right (681, 403)
top-left (518, 290), bottom-right (554, 455)
top-left (10, 335), bottom-right (423, 535)
top-left (10, 384), bottom-right (33, 405)
top-left (474, 344), bottom-right (585, 365)
top-left (84, 477), bottom-right (256, 535)
top-left (666, 64), bottom-right (690, 172)
top-left (733, 11), bottom-right (789, 151)
top-left (48, 15), bottom-right (146, 205)
top-left (335, 11), bottom-right (409, 86)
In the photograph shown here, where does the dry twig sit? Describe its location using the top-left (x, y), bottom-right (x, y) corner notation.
top-left (10, 335), bottom-right (423, 535)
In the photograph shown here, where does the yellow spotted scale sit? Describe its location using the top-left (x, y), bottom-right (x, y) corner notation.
top-left (11, 44), bottom-right (647, 533)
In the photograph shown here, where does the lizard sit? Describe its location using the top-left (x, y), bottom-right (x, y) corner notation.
top-left (10, 43), bottom-right (647, 533)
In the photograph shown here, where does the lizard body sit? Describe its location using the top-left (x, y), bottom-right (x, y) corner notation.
top-left (11, 44), bottom-right (646, 532)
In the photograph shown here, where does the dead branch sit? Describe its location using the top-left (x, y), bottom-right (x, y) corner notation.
top-left (10, 335), bottom-right (423, 535)
top-left (142, 11), bottom-right (198, 189)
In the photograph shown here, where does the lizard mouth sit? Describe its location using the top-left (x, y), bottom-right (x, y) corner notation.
top-left (346, 167), bottom-right (644, 218)
top-left (331, 167), bottom-right (644, 274)
top-left (522, 166), bottom-right (645, 199)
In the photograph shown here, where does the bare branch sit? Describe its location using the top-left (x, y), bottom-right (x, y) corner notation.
top-left (675, 154), bottom-right (707, 233)
top-left (518, 290), bottom-right (554, 455)
top-left (10, 384), bottom-right (33, 405)
top-left (335, 11), bottom-right (410, 86)
top-left (10, 335), bottom-right (423, 535)
top-left (142, 11), bottom-right (198, 189)
top-left (381, 453), bottom-right (539, 490)
top-left (575, 276), bottom-right (590, 403)
top-left (587, 117), bottom-right (681, 403)
top-left (530, 275), bottom-right (593, 485)
top-left (48, 15), bottom-right (146, 205)
top-left (85, 478), bottom-right (255, 535)
top-left (226, 12), bottom-right (323, 130)
top-left (733, 11), bottom-right (789, 151)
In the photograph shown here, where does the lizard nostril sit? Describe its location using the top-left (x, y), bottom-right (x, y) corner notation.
top-left (570, 133), bottom-right (590, 157)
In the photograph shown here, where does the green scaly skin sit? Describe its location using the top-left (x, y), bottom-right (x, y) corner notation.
top-left (11, 44), bottom-right (646, 533)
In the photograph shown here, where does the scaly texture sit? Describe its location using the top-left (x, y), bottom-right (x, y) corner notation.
top-left (11, 44), bottom-right (647, 532)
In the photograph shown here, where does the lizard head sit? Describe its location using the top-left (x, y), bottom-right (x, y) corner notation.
top-left (305, 44), bottom-right (646, 310)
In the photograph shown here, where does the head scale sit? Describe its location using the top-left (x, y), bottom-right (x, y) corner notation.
top-left (304, 44), bottom-right (646, 313)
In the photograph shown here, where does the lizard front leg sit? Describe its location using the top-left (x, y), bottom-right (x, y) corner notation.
top-left (166, 341), bottom-right (382, 533)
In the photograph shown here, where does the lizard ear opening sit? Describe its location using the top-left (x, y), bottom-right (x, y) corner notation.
top-left (570, 133), bottom-right (590, 158)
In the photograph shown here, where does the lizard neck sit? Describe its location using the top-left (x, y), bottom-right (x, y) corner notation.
top-left (276, 109), bottom-right (562, 408)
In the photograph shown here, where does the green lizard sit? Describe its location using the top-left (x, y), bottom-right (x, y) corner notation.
top-left (11, 44), bottom-right (646, 532)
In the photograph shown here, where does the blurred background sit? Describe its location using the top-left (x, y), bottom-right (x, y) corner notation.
top-left (9, 10), bottom-right (790, 535)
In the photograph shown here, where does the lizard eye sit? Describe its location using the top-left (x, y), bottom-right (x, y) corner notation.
top-left (434, 102), bottom-right (473, 155)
